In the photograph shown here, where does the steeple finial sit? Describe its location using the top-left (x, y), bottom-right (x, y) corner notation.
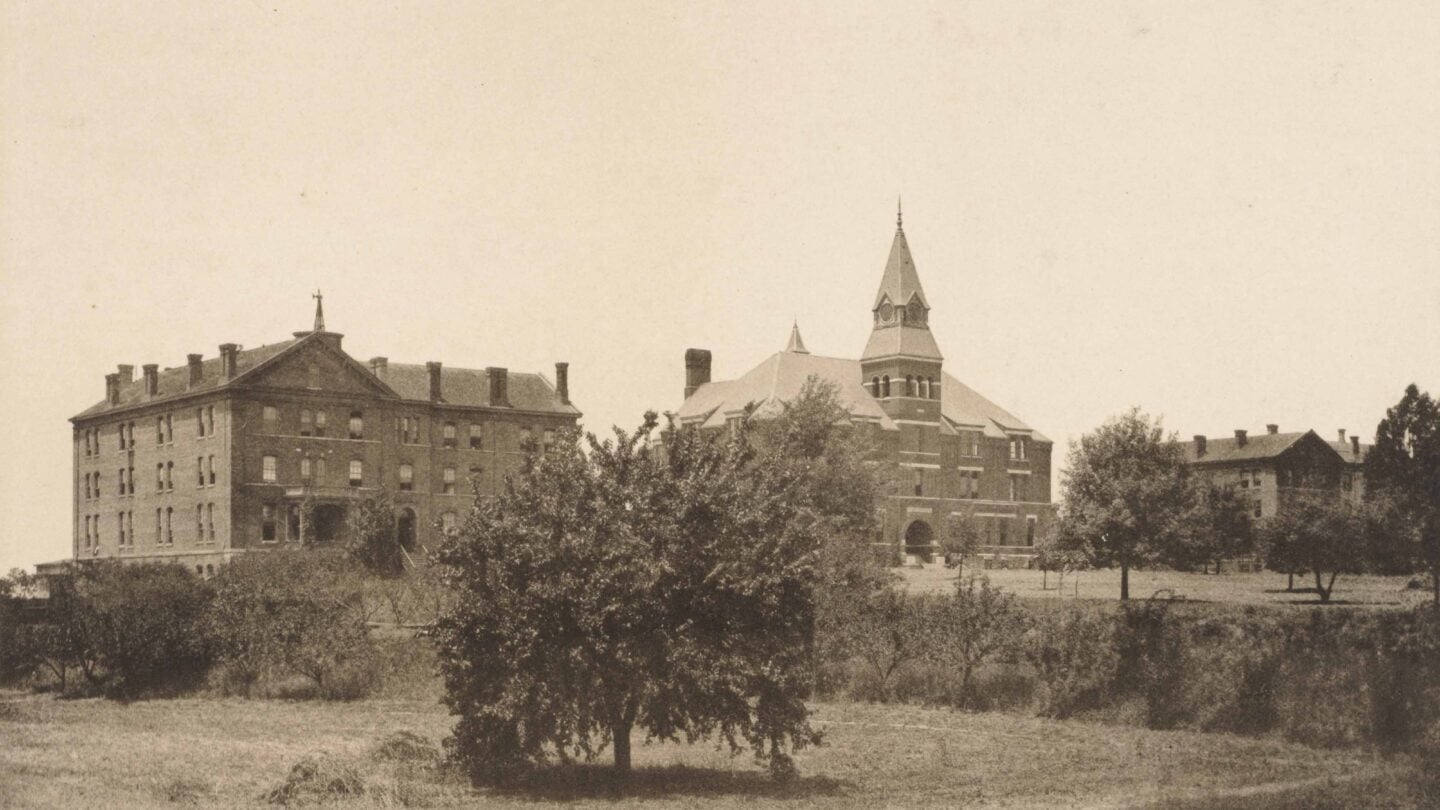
top-left (785, 320), bottom-right (809, 354)
top-left (312, 289), bottom-right (325, 332)
top-left (897, 196), bottom-right (903, 229)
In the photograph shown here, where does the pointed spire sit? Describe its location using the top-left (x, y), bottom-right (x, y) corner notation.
top-left (785, 321), bottom-right (809, 354)
top-left (312, 289), bottom-right (325, 332)
top-left (897, 196), bottom-right (903, 229)
top-left (872, 213), bottom-right (928, 311)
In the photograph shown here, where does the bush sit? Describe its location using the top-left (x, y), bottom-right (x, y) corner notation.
top-left (208, 549), bottom-right (378, 699)
top-left (1025, 604), bottom-right (1121, 719)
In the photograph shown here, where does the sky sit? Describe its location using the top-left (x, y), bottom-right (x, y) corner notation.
top-left (2, 1), bottom-right (1437, 573)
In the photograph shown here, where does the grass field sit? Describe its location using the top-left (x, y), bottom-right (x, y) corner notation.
top-left (902, 566), bottom-right (1429, 608)
top-left (1, 689), bottom-right (1430, 809)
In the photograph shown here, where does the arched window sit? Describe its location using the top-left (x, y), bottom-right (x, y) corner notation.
top-left (930, 377), bottom-right (939, 400)
top-left (881, 375), bottom-right (891, 397)
top-left (919, 378), bottom-right (929, 399)
top-left (165, 507), bottom-right (173, 545)
top-left (871, 376), bottom-right (880, 397)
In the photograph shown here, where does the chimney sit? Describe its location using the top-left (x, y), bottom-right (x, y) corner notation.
top-left (684, 348), bottom-right (712, 399)
top-left (117, 364), bottom-right (134, 384)
top-left (1194, 435), bottom-right (1207, 457)
top-left (1266, 424), bottom-right (1279, 435)
top-left (427, 361), bottom-right (443, 402)
top-left (369, 357), bottom-right (388, 379)
top-left (105, 373), bottom-right (120, 405)
top-left (187, 354), bottom-right (203, 389)
top-left (142, 364), bottom-right (159, 397)
top-left (555, 362), bottom-right (570, 405)
top-left (219, 344), bottom-right (239, 380)
top-left (1338, 428), bottom-right (1347, 444)
top-left (1235, 429), bottom-right (1248, 447)
top-left (487, 367), bottom-right (510, 407)
top-left (1352, 436), bottom-right (1361, 457)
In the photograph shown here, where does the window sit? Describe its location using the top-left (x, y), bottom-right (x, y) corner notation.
top-left (1239, 471), bottom-right (1250, 489)
top-left (1342, 473), bottom-right (1353, 492)
top-left (315, 458), bottom-right (326, 483)
top-left (261, 505), bottom-right (276, 542)
top-left (196, 407), bottom-right (206, 437)
top-left (262, 455), bottom-right (277, 483)
top-left (348, 411), bottom-right (363, 439)
top-left (300, 457), bottom-right (312, 480)
top-left (443, 467), bottom-right (456, 495)
top-left (157, 416), bottom-right (165, 445)
top-left (155, 508), bottom-right (162, 544)
top-left (882, 375), bottom-right (891, 397)
top-left (469, 424), bottom-right (482, 450)
top-left (441, 511), bottom-right (457, 533)
top-left (998, 519), bottom-right (1010, 547)
top-left (1253, 500), bottom-right (1262, 518)
top-left (871, 376), bottom-right (880, 397)
top-left (156, 464), bottom-right (164, 492)
top-left (207, 455), bottom-right (216, 486)
top-left (166, 461), bottom-right (174, 491)
top-left (443, 421), bottom-right (457, 448)
top-left (118, 511), bottom-right (126, 547)
top-left (398, 416), bottom-right (419, 444)
top-left (905, 375), bottom-right (915, 397)
top-left (127, 466), bottom-right (135, 495)
top-left (287, 505), bottom-right (301, 541)
top-left (1009, 438), bottom-right (1027, 461)
top-left (920, 378), bottom-right (930, 399)
top-left (166, 414), bottom-right (174, 444)
top-left (930, 377), bottom-right (939, 400)
top-left (300, 409), bottom-right (312, 436)
top-left (196, 505), bottom-right (203, 541)
top-left (1027, 516), bottom-right (1037, 547)
top-left (206, 406), bottom-right (215, 436)
top-left (520, 427), bottom-right (532, 448)
top-left (84, 474), bottom-right (91, 500)
top-left (913, 469), bottom-right (924, 497)
top-left (263, 405), bottom-right (278, 428)
top-left (197, 457), bottom-right (205, 487)
top-left (307, 363), bottom-right (320, 389)
top-left (348, 460), bottom-right (363, 487)
top-left (206, 503), bottom-right (215, 542)
top-left (314, 410), bottom-right (327, 437)
top-left (119, 424), bottom-right (126, 451)
top-left (398, 463), bottom-right (414, 491)
top-left (543, 429), bottom-right (556, 454)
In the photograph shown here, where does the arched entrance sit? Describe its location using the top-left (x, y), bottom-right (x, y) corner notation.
top-left (904, 520), bottom-right (935, 563)
top-left (397, 508), bottom-right (417, 552)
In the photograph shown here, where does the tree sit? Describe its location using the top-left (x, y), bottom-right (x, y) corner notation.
top-left (1365, 384), bottom-right (1440, 607)
top-left (925, 574), bottom-right (1026, 707)
top-left (1033, 527), bottom-right (1086, 592)
top-left (1259, 491), bottom-right (1365, 604)
top-left (942, 509), bottom-right (983, 579)
top-left (1056, 408), bottom-right (1194, 599)
top-left (434, 381), bottom-right (877, 782)
top-left (842, 588), bottom-right (931, 699)
top-left (1177, 482), bottom-right (1256, 574)
top-left (345, 488), bottom-right (402, 577)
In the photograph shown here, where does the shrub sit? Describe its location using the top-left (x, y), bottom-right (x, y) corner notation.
top-left (264, 753), bottom-right (365, 806)
top-left (1025, 604), bottom-right (1121, 719)
top-left (923, 574), bottom-right (1027, 709)
top-left (208, 549), bottom-right (378, 699)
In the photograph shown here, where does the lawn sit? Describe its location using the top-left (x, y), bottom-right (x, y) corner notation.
top-left (0, 690), bottom-right (1427, 809)
top-left (903, 566), bottom-right (1428, 608)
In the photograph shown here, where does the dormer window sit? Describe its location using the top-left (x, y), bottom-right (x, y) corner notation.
top-left (906, 299), bottom-right (926, 325)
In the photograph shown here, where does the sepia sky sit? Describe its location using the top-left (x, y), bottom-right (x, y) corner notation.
top-left (2, 1), bottom-right (1438, 573)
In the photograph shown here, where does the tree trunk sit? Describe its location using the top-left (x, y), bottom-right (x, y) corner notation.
top-left (1288, 573), bottom-right (1294, 592)
top-left (1042, 569), bottom-right (1048, 590)
top-left (612, 719), bottom-right (633, 774)
top-left (1120, 565), bottom-right (1130, 601)
top-left (1314, 570), bottom-right (1331, 604)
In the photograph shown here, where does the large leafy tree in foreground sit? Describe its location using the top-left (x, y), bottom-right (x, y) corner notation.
top-left (1056, 408), bottom-right (1194, 600)
top-left (1365, 384), bottom-right (1440, 606)
top-left (433, 379), bottom-right (881, 782)
top-left (1259, 490), bottom-right (1365, 604)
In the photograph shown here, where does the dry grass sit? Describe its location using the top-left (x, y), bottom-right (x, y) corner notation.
top-left (1, 689), bottom-right (1426, 808)
top-left (903, 567), bottom-right (1429, 608)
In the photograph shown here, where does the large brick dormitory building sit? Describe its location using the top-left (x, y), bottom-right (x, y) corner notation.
top-left (68, 297), bottom-right (579, 575)
top-left (675, 210), bottom-right (1058, 567)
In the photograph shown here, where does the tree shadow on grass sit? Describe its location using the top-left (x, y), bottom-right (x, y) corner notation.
top-left (491, 763), bottom-right (851, 802)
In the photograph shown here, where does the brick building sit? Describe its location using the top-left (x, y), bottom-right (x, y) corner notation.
top-left (1180, 425), bottom-right (1371, 520)
top-left (675, 211), bottom-right (1057, 566)
top-left (69, 297), bottom-right (579, 575)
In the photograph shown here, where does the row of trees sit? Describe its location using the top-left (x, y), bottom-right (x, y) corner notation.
top-left (1050, 385), bottom-right (1439, 603)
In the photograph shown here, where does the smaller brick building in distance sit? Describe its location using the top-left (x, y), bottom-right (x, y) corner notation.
top-left (1180, 425), bottom-right (1371, 522)
top-left (675, 210), bottom-right (1057, 567)
top-left (69, 297), bottom-right (578, 575)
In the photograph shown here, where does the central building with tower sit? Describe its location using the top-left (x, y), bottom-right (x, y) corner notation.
top-left (675, 211), bottom-right (1056, 566)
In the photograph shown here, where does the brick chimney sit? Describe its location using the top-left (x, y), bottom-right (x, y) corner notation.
top-left (1194, 435), bottom-right (1207, 457)
top-left (487, 367), bottom-right (510, 407)
top-left (142, 364), bottom-right (159, 397)
top-left (555, 362), bottom-right (569, 405)
top-left (369, 357), bottom-right (388, 379)
top-left (685, 349), bottom-right (712, 399)
top-left (1266, 424), bottom-right (1279, 435)
top-left (105, 373), bottom-right (120, 405)
top-left (219, 344), bottom-right (239, 380)
top-left (187, 354), bottom-right (203, 389)
top-left (117, 364), bottom-right (134, 384)
top-left (1352, 436), bottom-right (1361, 456)
top-left (1235, 429), bottom-right (1248, 447)
top-left (1338, 428), bottom-right (1347, 444)
top-left (427, 361), bottom-right (443, 402)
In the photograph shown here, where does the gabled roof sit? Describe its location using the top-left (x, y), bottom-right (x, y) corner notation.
top-left (73, 338), bottom-right (305, 419)
top-left (382, 363), bottom-right (579, 415)
top-left (675, 345), bottom-right (1048, 443)
top-left (1181, 430), bottom-right (1341, 465)
top-left (1328, 440), bottom-right (1370, 466)
top-left (871, 225), bottom-right (929, 310)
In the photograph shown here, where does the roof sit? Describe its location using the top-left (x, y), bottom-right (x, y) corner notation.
top-left (73, 338), bottom-right (303, 419)
top-left (675, 345), bottom-right (1048, 442)
top-left (1329, 439), bottom-right (1370, 466)
top-left (1180, 430), bottom-right (1348, 465)
top-left (860, 324), bottom-right (944, 361)
top-left (382, 363), bottom-right (579, 415)
top-left (872, 225), bottom-right (929, 310)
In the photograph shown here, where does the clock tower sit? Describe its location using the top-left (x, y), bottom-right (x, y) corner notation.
top-left (860, 205), bottom-right (945, 424)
